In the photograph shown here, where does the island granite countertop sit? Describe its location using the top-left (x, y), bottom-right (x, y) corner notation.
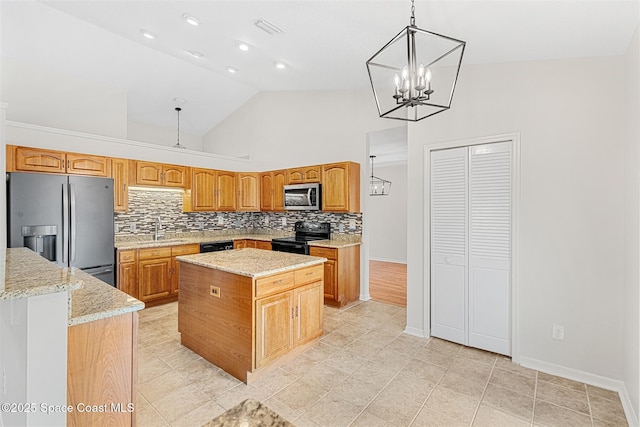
top-left (176, 248), bottom-right (327, 278)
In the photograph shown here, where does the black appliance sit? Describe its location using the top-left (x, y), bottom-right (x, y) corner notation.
top-left (200, 240), bottom-right (234, 252)
top-left (271, 222), bottom-right (330, 255)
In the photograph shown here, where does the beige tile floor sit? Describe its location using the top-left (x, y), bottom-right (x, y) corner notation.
top-left (136, 300), bottom-right (628, 427)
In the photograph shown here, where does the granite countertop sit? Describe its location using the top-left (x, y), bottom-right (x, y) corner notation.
top-left (0, 248), bottom-right (83, 300)
top-left (68, 269), bottom-right (144, 326)
top-left (204, 399), bottom-right (293, 427)
top-left (114, 231), bottom-right (361, 250)
top-left (177, 248), bottom-right (327, 278)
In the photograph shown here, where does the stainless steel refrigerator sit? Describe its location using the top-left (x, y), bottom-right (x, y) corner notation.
top-left (7, 172), bottom-right (115, 286)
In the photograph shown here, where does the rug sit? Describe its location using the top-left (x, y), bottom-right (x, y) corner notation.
top-left (202, 398), bottom-right (294, 427)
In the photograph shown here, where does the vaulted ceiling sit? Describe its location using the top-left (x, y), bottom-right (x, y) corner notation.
top-left (2, 1), bottom-right (638, 139)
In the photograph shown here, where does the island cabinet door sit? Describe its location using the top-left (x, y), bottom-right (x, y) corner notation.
top-left (138, 257), bottom-right (172, 302)
top-left (255, 292), bottom-right (294, 368)
top-left (293, 281), bottom-right (324, 346)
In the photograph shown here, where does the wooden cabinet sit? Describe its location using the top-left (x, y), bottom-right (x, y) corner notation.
top-left (66, 153), bottom-right (111, 177)
top-left (309, 245), bottom-right (361, 307)
top-left (287, 165), bottom-right (321, 184)
top-left (67, 312), bottom-right (138, 427)
top-left (111, 158), bottom-right (129, 212)
top-left (179, 260), bottom-right (324, 383)
top-left (188, 168), bottom-right (236, 211)
top-left (117, 244), bottom-right (200, 306)
top-left (321, 161), bottom-right (360, 212)
top-left (8, 146), bottom-right (110, 177)
top-left (117, 250), bottom-right (137, 298)
top-left (170, 244), bottom-right (200, 295)
top-left (260, 170), bottom-right (287, 211)
top-left (138, 247), bottom-right (172, 303)
top-left (135, 161), bottom-right (188, 188)
top-left (237, 172), bottom-right (260, 211)
top-left (233, 239), bottom-right (271, 250)
top-left (255, 291), bottom-right (294, 368)
top-left (255, 267), bottom-right (323, 368)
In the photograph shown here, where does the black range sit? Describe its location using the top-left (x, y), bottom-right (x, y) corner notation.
top-left (271, 221), bottom-right (331, 255)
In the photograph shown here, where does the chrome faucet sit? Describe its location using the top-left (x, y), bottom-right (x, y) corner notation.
top-left (154, 216), bottom-right (162, 241)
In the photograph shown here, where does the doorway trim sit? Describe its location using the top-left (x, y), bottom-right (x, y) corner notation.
top-left (423, 132), bottom-right (521, 363)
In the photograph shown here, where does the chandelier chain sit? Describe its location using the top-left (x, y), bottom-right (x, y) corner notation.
top-left (410, 0), bottom-right (415, 26)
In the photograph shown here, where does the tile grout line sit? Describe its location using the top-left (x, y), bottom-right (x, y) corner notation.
top-left (468, 355), bottom-right (498, 426)
top-left (530, 370), bottom-right (538, 427)
top-left (584, 383), bottom-right (595, 427)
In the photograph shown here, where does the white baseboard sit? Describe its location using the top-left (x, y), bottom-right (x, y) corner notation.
top-left (404, 326), bottom-right (428, 338)
top-left (519, 356), bottom-right (638, 426)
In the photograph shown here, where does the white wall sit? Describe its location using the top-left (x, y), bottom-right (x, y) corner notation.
top-left (128, 120), bottom-right (204, 152)
top-left (2, 59), bottom-right (128, 139)
top-left (623, 25), bottom-right (640, 424)
top-left (368, 163), bottom-right (408, 263)
top-left (407, 56), bottom-right (627, 384)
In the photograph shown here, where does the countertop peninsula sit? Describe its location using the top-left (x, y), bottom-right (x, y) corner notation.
top-left (1, 247), bottom-right (144, 325)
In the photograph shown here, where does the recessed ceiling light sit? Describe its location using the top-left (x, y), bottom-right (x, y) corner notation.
top-left (227, 67), bottom-right (238, 74)
top-left (237, 42), bottom-right (249, 52)
top-left (274, 61), bottom-right (287, 70)
top-left (140, 29), bottom-right (156, 39)
top-left (254, 18), bottom-right (284, 35)
top-left (188, 50), bottom-right (204, 59)
top-left (182, 13), bottom-right (201, 26)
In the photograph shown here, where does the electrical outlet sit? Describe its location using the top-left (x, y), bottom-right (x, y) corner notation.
top-left (348, 219), bottom-right (356, 231)
top-left (281, 217), bottom-right (287, 226)
top-left (130, 223), bottom-right (136, 233)
top-left (114, 223), bottom-right (119, 233)
top-left (217, 216), bottom-right (224, 226)
top-left (264, 216), bottom-right (270, 225)
top-left (338, 223), bottom-right (345, 232)
top-left (196, 222), bottom-right (204, 229)
top-left (552, 324), bottom-right (565, 341)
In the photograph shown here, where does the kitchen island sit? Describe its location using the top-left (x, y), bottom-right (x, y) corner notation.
top-left (177, 248), bottom-right (326, 383)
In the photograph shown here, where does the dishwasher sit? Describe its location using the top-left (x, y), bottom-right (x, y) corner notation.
top-left (200, 240), bottom-right (234, 252)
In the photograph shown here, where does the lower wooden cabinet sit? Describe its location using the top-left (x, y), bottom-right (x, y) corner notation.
top-left (255, 270), bottom-right (323, 369)
top-left (234, 239), bottom-right (271, 250)
top-left (309, 244), bottom-right (360, 307)
top-left (117, 243), bottom-right (200, 306)
top-left (67, 312), bottom-right (138, 427)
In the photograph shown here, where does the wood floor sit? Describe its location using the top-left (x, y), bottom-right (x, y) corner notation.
top-left (369, 260), bottom-right (407, 307)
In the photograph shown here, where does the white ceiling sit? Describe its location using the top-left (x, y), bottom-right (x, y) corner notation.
top-left (2, 0), bottom-right (638, 143)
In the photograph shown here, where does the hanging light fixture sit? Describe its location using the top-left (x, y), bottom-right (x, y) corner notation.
top-left (369, 155), bottom-right (391, 196)
top-left (173, 107), bottom-right (186, 149)
top-left (366, 0), bottom-right (466, 121)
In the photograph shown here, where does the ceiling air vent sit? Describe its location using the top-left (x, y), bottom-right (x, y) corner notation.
top-left (254, 18), bottom-right (284, 35)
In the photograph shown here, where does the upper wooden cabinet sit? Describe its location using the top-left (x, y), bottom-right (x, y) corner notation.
top-left (260, 170), bottom-right (287, 211)
top-left (322, 161), bottom-right (360, 212)
top-left (188, 168), bottom-right (237, 212)
top-left (237, 172), bottom-right (260, 212)
top-left (135, 161), bottom-right (188, 188)
top-left (8, 146), bottom-right (110, 177)
top-left (111, 158), bottom-right (129, 213)
top-left (287, 165), bottom-right (321, 184)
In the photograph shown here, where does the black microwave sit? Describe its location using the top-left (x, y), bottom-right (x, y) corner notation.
top-left (283, 183), bottom-right (321, 211)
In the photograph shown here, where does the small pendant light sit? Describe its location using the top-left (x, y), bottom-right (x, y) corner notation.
top-left (369, 155), bottom-right (392, 196)
top-left (173, 107), bottom-right (186, 149)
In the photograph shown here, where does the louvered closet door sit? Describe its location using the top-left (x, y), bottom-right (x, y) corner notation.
top-left (468, 142), bottom-right (511, 355)
top-left (430, 142), bottom-right (511, 356)
top-left (430, 147), bottom-right (468, 345)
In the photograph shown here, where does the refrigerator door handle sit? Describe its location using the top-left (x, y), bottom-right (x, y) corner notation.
top-left (70, 183), bottom-right (77, 263)
top-left (62, 183), bottom-right (69, 264)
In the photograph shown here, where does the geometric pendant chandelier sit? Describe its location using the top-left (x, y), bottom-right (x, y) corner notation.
top-left (369, 155), bottom-right (391, 196)
top-left (366, 0), bottom-right (466, 121)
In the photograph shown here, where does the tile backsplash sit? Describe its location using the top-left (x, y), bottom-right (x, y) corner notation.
top-left (114, 188), bottom-right (362, 237)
